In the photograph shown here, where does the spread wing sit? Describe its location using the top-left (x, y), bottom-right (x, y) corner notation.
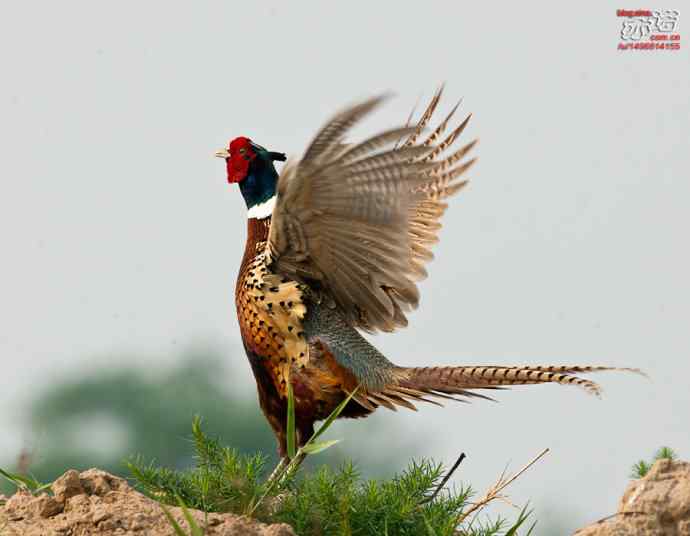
top-left (267, 87), bottom-right (477, 332)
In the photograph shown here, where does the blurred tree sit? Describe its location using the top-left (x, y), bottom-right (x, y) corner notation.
top-left (24, 351), bottom-right (273, 479)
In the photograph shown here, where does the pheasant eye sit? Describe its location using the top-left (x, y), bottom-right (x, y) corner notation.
top-left (239, 147), bottom-right (247, 154)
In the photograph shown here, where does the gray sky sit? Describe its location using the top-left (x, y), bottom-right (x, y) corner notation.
top-left (1, 1), bottom-right (688, 532)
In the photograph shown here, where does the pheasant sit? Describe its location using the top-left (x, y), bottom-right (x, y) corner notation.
top-left (215, 88), bottom-right (637, 464)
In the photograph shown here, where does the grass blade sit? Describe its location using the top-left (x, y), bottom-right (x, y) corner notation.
top-left (287, 383), bottom-right (296, 459)
top-left (308, 386), bottom-right (359, 444)
top-left (505, 504), bottom-right (533, 536)
top-left (160, 503), bottom-right (190, 536)
top-left (34, 482), bottom-right (53, 493)
top-left (301, 439), bottom-right (341, 455)
top-left (0, 468), bottom-right (46, 493)
top-left (177, 495), bottom-right (204, 536)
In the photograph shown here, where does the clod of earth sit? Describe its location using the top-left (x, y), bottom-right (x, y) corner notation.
top-left (0, 468), bottom-right (295, 536)
top-left (576, 459), bottom-right (690, 535)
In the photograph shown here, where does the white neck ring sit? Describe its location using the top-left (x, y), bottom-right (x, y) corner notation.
top-left (247, 195), bottom-right (276, 220)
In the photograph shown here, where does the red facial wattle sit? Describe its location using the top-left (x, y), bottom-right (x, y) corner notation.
top-left (225, 136), bottom-right (257, 184)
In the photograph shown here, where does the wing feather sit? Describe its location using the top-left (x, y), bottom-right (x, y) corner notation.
top-left (268, 89), bottom-right (477, 332)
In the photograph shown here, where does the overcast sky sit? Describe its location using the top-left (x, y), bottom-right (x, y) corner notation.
top-left (1, 1), bottom-right (688, 533)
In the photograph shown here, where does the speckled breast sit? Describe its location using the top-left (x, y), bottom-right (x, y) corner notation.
top-left (235, 217), bottom-right (309, 397)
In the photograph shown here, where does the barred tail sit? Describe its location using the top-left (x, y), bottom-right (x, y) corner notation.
top-left (350, 365), bottom-right (644, 412)
top-left (368, 365), bottom-right (645, 410)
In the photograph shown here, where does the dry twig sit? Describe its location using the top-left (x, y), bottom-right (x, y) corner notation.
top-left (457, 448), bottom-right (550, 524)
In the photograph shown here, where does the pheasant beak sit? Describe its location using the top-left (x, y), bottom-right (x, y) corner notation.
top-left (214, 148), bottom-right (231, 158)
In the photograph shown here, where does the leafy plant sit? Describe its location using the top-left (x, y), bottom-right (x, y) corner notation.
top-left (127, 416), bottom-right (268, 515)
top-left (630, 446), bottom-right (678, 478)
top-left (130, 383), bottom-right (357, 518)
top-left (654, 446), bottom-right (677, 462)
top-left (630, 460), bottom-right (652, 479)
top-left (129, 416), bottom-right (537, 535)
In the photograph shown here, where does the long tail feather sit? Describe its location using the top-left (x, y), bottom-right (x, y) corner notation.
top-left (395, 364), bottom-right (644, 401)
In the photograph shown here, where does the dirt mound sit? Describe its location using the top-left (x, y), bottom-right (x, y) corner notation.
top-left (576, 459), bottom-right (690, 535)
top-left (0, 468), bottom-right (295, 536)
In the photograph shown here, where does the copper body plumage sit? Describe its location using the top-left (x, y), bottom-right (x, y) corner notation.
top-left (222, 88), bottom-right (639, 459)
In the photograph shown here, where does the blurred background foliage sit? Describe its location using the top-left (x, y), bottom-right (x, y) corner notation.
top-left (0, 348), bottom-right (405, 495)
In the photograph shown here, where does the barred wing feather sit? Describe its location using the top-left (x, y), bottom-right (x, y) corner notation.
top-left (268, 87), bottom-right (477, 332)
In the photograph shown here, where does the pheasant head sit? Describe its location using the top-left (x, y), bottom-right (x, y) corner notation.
top-left (215, 137), bottom-right (286, 217)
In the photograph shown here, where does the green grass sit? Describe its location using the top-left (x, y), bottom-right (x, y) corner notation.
top-left (126, 416), bottom-right (535, 536)
top-left (630, 446), bottom-right (678, 479)
top-left (126, 383), bottom-right (536, 534)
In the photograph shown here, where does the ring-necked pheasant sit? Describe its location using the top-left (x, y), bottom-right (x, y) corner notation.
top-left (215, 88), bottom-right (638, 462)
